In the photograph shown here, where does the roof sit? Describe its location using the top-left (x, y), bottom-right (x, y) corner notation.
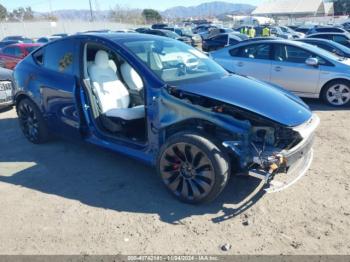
top-left (73, 33), bottom-right (168, 43)
top-left (252, 0), bottom-right (326, 16)
top-left (11, 43), bottom-right (42, 47)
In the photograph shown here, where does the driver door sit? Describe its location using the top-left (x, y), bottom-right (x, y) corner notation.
top-left (270, 44), bottom-right (320, 94)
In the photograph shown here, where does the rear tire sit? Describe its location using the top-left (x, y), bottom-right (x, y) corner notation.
top-left (157, 132), bottom-right (231, 204)
top-left (321, 80), bottom-right (350, 107)
top-left (17, 98), bottom-right (50, 144)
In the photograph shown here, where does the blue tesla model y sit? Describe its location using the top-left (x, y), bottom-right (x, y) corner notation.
top-left (13, 33), bottom-right (319, 204)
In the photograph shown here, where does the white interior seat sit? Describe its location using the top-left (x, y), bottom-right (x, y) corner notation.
top-left (88, 50), bottom-right (144, 121)
top-left (109, 60), bottom-right (117, 73)
top-left (120, 63), bottom-right (144, 91)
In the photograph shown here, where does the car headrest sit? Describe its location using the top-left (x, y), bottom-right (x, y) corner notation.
top-left (95, 50), bottom-right (109, 68)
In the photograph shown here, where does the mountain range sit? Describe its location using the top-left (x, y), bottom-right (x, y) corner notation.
top-left (161, 2), bottom-right (255, 18)
top-left (34, 2), bottom-right (255, 21)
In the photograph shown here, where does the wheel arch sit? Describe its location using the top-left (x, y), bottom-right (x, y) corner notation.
top-left (319, 78), bottom-right (350, 98)
top-left (15, 93), bottom-right (32, 108)
top-left (161, 118), bottom-right (242, 171)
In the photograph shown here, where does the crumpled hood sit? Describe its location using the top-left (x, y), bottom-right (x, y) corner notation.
top-left (177, 74), bottom-right (312, 127)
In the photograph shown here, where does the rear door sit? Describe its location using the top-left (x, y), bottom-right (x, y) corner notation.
top-left (270, 44), bottom-right (320, 94)
top-left (229, 43), bottom-right (272, 82)
top-left (31, 40), bottom-right (82, 139)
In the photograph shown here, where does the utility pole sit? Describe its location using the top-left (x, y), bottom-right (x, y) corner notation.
top-left (89, 0), bottom-right (94, 21)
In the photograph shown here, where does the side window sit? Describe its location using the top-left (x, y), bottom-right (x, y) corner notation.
top-left (229, 47), bottom-right (240, 57)
top-left (212, 35), bottom-right (227, 43)
top-left (43, 40), bottom-right (75, 74)
top-left (237, 44), bottom-right (271, 60)
top-left (33, 49), bottom-right (44, 65)
top-left (2, 47), bottom-right (15, 56)
top-left (14, 47), bottom-right (24, 57)
top-left (274, 44), bottom-right (327, 64)
top-left (333, 35), bottom-right (348, 45)
top-left (317, 34), bottom-right (332, 40)
top-left (228, 38), bottom-right (239, 45)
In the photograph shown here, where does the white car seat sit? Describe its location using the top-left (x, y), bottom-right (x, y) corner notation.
top-left (88, 50), bottom-right (144, 121)
top-left (120, 63), bottom-right (144, 91)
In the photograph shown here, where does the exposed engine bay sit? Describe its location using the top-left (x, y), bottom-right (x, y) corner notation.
top-left (165, 85), bottom-right (316, 184)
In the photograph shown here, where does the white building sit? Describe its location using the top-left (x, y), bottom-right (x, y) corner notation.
top-left (252, 0), bottom-right (334, 18)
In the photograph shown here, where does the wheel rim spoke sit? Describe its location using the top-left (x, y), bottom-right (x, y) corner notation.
top-left (327, 84), bottom-right (350, 105)
top-left (160, 141), bottom-right (215, 201)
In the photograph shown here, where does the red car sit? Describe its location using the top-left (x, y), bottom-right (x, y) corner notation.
top-left (0, 43), bottom-right (42, 69)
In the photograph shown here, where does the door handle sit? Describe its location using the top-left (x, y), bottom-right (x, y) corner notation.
top-left (237, 62), bottom-right (244, 67)
top-left (274, 66), bottom-right (282, 72)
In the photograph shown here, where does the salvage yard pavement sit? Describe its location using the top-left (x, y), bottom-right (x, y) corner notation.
top-left (0, 100), bottom-right (349, 255)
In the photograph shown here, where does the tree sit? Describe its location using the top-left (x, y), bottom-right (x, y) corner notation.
top-left (142, 9), bottom-right (162, 23)
top-left (9, 6), bottom-right (34, 21)
top-left (0, 4), bottom-right (7, 21)
top-left (333, 0), bottom-right (350, 15)
top-left (110, 5), bottom-right (143, 24)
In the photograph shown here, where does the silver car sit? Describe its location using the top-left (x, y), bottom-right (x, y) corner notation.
top-left (211, 39), bottom-right (350, 107)
top-left (0, 67), bottom-right (13, 109)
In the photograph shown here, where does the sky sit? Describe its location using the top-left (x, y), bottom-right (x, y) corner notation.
top-left (0, 0), bottom-right (262, 12)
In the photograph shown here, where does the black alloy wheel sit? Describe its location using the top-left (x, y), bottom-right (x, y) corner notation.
top-left (17, 98), bottom-right (50, 144)
top-left (157, 132), bottom-right (230, 204)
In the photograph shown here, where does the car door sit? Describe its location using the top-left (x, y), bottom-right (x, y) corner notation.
top-left (229, 43), bottom-right (272, 82)
top-left (31, 40), bottom-right (82, 139)
top-left (270, 44), bottom-right (320, 94)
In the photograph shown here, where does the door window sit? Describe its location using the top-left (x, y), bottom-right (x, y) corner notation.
top-left (233, 44), bottom-right (271, 60)
top-left (333, 35), bottom-right (349, 45)
top-left (2, 47), bottom-right (16, 56)
top-left (13, 47), bottom-right (24, 57)
top-left (274, 44), bottom-right (326, 64)
top-left (42, 40), bottom-right (75, 74)
top-left (311, 34), bottom-right (332, 40)
top-left (211, 35), bottom-right (227, 44)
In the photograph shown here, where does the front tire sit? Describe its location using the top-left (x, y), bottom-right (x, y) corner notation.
top-left (157, 132), bottom-right (231, 204)
top-left (17, 98), bottom-right (50, 144)
top-left (321, 80), bottom-right (350, 107)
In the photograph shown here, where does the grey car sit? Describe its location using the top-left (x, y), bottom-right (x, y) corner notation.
top-left (0, 67), bottom-right (14, 109)
top-left (211, 39), bottom-right (350, 106)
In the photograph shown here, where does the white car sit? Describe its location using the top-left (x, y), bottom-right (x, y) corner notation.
top-left (210, 39), bottom-right (350, 107)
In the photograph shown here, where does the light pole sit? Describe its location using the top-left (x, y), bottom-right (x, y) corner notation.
top-left (89, 0), bottom-right (93, 21)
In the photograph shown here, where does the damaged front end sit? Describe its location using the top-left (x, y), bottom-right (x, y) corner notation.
top-left (161, 84), bottom-right (319, 193)
top-left (222, 106), bottom-right (320, 193)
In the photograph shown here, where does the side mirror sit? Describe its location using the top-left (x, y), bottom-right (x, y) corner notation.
top-left (305, 57), bottom-right (319, 66)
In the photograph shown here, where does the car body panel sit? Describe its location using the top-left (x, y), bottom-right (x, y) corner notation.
top-left (176, 74), bottom-right (312, 127)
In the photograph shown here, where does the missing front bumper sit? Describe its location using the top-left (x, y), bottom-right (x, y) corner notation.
top-left (248, 148), bottom-right (314, 193)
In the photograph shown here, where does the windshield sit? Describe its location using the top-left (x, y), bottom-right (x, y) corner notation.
top-left (163, 30), bottom-right (180, 39)
top-left (123, 38), bottom-right (227, 84)
top-left (182, 28), bottom-right (193, 36)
